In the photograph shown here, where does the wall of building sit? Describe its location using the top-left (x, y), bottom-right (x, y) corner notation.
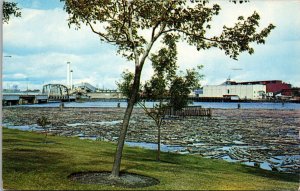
top-left (236, 80), bottom-right (291, 94)
top-left (87, 92), bottom-right (125, 99)
top-left (202, 84), bottom-right (266, 100)
top-left (266, 82), bottom-right (291, 93)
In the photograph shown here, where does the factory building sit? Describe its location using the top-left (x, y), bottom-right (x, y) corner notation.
top-left (202, 84), bottom-right (266, 100)
top-left (234, 80), bottom-right (291, 95)
top-left (195, 79), bottom-right (293, 100)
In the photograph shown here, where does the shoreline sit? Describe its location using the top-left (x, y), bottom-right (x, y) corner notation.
top-left (3, 100), bottom-right (300, 110)
top-left (4, 105), bottom-right (300, 109)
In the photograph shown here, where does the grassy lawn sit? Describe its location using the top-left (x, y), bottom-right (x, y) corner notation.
top-left (3, 128), bottom-right (298, 190)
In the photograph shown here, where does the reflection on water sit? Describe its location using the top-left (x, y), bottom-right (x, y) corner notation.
top-left (260, 161), bottom-right (272, 170)
top-left (7, 101), bottom-right (300, 110)
top-left (192, 102), bottom-right (300, 110)
top-left (3, 123), bottom-right (42, 131)
top-left (66, 123), bottom-right (86, 127)
top-left (125, 141), bottom-right (185, 152)
top-left (66, 120), bottom-right (122, 127)
top-left (92, 120), bottom-right (122, 125)
top-left (79, 136), bottom-right (98, 141)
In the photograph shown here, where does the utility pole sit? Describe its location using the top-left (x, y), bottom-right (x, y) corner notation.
top-left (26, 77), bottom-right (29, 94)
top-left (70, 69), bottom-right (73, 90)
top-left (67, 61), bottom-right (70, 89)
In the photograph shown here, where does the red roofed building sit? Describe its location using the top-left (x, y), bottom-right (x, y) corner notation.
top-left (235, 80), bottom-right (291, 94)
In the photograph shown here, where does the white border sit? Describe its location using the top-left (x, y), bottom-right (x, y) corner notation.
top-left (0, 0), bottom-right (3, 190)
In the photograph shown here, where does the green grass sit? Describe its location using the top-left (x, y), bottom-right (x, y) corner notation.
top-left (3, 128), bottom-right (299, 190)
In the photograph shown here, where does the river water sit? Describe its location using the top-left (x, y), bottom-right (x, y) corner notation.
top-left (4, 101), bottom-right (300, 173)
top-left (9, 100), bottom-right (300, 110)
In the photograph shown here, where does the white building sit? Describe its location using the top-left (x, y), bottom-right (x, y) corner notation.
top-left (202, 84), bottom-right (266, 100)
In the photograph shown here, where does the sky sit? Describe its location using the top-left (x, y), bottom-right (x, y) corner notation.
top-left (3, 0), bottom-right (300, 91)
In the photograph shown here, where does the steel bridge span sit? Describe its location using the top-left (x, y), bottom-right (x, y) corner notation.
top-left (42, 84), bottom-right (73, 101)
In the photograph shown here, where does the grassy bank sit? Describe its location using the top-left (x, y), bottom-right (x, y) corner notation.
top-left (3, 128), bottom-right (298, 190)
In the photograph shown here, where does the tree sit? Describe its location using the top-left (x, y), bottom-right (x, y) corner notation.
top-left (117, 34), bottom-right (202, 161)
top-left (143, 35), bottom-right (202, 161)
top-left (62, 0), bottom-right (275, 178)
top-left (143, 70), bottom-right (202, 161)
top-left (37, 116), bottom-right (51, 143)
top-left (118, 67), bottom-right (203, 162)
top-left (2, 1), bottom-right (21, 23)
top-left (116, 70), bottom-right (135, 100)
top-left (169, 66), bottom-right (203, 111)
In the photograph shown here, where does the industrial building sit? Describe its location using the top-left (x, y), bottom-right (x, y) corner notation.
top-left (195, 79), bottom-right (293, 101)
top-left (233, 80), bottom-right (291, 96)
top-left (202, 84), bottom-right (266, 100)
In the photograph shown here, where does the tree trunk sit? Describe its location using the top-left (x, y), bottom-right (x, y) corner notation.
top-left (44, 132), bottom-right (47, 143)
top-left (111, 66), bottom-right (142, 178)
top-left (156, 101), bottom-right (164, 161)
top-left (156, 119), bottom-right (162, 161)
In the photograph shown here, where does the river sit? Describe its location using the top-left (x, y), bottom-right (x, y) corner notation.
top-left (8, 100), bottom-right (300, 110)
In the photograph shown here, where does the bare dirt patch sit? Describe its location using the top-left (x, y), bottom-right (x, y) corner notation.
top-left (68, 171), bottom-right (160, 188)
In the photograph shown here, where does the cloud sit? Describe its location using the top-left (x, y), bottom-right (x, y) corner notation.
top-left (4, 8), bottom-right (106, 55)
top-left (176, 1), bottom-right (300, 87)
top-left (3, 7), bottom-right (132, 90)
top-left (3, 50), bottom-right (133, 90)
top-left (3, 1), bottom-right (300, 91)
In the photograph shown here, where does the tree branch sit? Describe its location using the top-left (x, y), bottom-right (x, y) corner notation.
top-left (87, 21), bottom-right (130, 46)
top-left (87, 21), bottom-right (116, 43)
top-left (138, 102), bottom-right (158, 122)
top-left (162, 28), bottom-right (232, 44)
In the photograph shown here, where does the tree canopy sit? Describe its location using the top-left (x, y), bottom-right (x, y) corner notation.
top-left (3, 1), bottom-right (21, 23)
top-left (63, 0), bottom-right (274, 62)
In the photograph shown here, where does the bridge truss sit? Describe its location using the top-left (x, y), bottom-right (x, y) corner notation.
top-left (42, 84), bottom-right (70, 101)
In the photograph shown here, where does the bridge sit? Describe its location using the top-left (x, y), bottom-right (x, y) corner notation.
top-left (75, 82), bottom-right (97, 92)
top-left (2, 84), bottom-right (76, 106)
top-left (42, 84), bottom-right (75, 102)
top-left (2, 93), bottom-right (48, 106)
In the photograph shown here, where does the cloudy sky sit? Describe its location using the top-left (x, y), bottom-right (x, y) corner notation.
top-left (3, 0), bottom-right (300, 91)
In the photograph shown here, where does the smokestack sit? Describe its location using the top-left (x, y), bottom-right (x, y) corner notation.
top-left (70, 70), bottom-right (73, 90)
top-left (67, 62), bottom-right (70, 88)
